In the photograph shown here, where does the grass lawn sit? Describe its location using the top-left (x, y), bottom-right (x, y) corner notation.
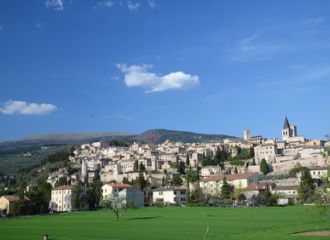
top-left (0, 206), bottom-right (329, 240)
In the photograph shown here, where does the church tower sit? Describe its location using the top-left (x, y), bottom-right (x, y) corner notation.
top-left (282, 116), bottom-right (293, 141)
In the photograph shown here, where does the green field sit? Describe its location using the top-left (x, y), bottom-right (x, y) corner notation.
top-left (0, 207), bottom-right (329, 240)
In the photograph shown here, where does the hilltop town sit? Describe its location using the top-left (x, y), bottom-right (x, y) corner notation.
top-left (1, 117), bottom-right (330, 215)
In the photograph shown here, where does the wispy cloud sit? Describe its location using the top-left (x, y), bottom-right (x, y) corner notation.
top-left (0, 100), bottom-right (57, 115)
top-left (302, 17), bottom-right (325, 26)
top-left (265, 65), bottom-right (330, 88)
top-left (0, 24), bottom-right (4, 32)
top-left (35, 22), bottom-right (43, 29)
top-left (44, 0), bottom-right (64, 11)
top-left (117, 64), bottom-right (200, 93)
top-left (98, 0), bottom-right (115, 8)
top-left (231, 34), bottom-right (282, 61)
top-left (127, 1), bottom-right (140, 11)
top-left (148, 0), bottom-right (157, 8)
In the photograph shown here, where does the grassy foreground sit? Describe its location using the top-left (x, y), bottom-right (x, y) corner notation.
top-left (0, 206), bottom-right (329, 240)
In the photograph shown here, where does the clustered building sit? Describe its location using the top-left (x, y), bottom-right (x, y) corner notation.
top-left (46, 117), bottom-right (330, 212)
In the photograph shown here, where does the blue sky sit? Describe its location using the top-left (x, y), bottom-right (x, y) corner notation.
top-left (0, 0), bottom-right (330, 141)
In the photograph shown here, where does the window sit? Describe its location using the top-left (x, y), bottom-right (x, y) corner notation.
top-left (159, 191), bottom-right (163, 196)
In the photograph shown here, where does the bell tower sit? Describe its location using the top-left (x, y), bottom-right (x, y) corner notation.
top-left (282, 116), bottom-right (292, 141)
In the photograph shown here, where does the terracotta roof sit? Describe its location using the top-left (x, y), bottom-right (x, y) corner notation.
top-left (2, 195), bottom-right (30, 202)
top-left (53, 185), bottom-right (73, 190)
top-left (202, 172), bottom-right (258, 182)
top-left (243, 184), bottom-right (265, 191)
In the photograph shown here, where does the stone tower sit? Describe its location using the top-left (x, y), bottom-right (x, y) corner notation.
top-left (282, 116), bottom-right (293, 141)
top-left (243, 129), bottom-right (251, 141)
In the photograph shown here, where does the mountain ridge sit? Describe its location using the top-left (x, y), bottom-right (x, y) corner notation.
top-left (0, 129), bottom-right (236, 153)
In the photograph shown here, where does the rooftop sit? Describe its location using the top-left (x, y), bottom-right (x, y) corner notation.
top-left (53, 185), bottom-right (74, 191)
top-left (202, 172), bottom-right (258, 182)
top-left (152, 186), bottom-right (187, 192)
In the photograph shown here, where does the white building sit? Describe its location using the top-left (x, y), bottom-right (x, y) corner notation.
top-left (152, 187), bottom-right (187, 205)
top-left (254, 144), bottom-right (278, 164)
top-left (309, 166), bottom-right (328, 180)
top-left (200, 172), bottom-right (259, 197)
top-left (49, 185), bottom-right (73, 212)
top-left (271, 185), bottom-right (298, 199)
top-left (101, 183), bottom-right (144, 208)
top-left (200, 165), bottom-right (221, 178)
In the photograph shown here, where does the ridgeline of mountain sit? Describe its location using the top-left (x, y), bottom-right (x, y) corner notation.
top-left (0, 129), bottom-right (236, 175)
top-left (136, 129), bottom-right (235, 143)
top-left (0, 129), bottom-right (235, 153)
top-left (0, 132), bottom-right (132, 153)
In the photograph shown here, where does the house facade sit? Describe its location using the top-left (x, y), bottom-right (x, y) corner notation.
top-left (200, 172), bottom-right (259, 197)
top-left (49, 185), bottom-right (73, 212)
top-left (101, 183), bottom-right (144, 208)
top-left (152, 187), bottom-right (187, 205)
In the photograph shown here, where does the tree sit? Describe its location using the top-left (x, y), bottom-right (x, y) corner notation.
top-left (260, 159), bottom-right (270, 175)
top-left (26, 182), bottom-right (52, 214)
top-left (261, 185), bottom-right (273, 206)
top-left (251, 158), bottom-right (256, 166)
top-left (123, 177), bottom-right (129, 184)
top-left (191, 186), bottom-right (204, 203)
top-left (315, 175), bottom-right (330, 218)
top-left (233, 187), bottom-right (244, 201)
top-left (132, 173), bottom-right (147, 190)
top-left (133, 160), bottom-right (139, 172)
top-left (196, 164), bottom-right (200, 180)
top-left (298, 168), bottom-right (315, 203)
top-left (177, 161), bottom-right (185, 174)
top-left (201, 156), bottom-right (214, 167)
top-left (214, 147), bottom-right (226, 169)
top-left (55, 176), bottom-right (67, 187)
top-left (220, 177), bottom-right (230, 200)
top-left (172, 175), bottom-right (183, 186)
top-left (289, 164), bottom-right (308, 178)
top-left (88, 172), bottom-right (102, 210)
top-left (186, 155), bottom-right (190, 166)
top-left (249, 147), bottom-right (255, 158)
top-left (72, 182), bottom-right (86, 210)
top-left (105, 195), bottom-right (126, 221)
top-left (139, 162), bottom-right (146, 172)
top-left (186, 166), bottom-right (198, 204)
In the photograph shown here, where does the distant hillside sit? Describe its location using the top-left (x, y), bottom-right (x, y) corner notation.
top-left (135, 129), bottom-right (235, 144)
top-left (0, 129), bottom-right (236, 175)
top-left (0, 132), bottom-right (131, 154)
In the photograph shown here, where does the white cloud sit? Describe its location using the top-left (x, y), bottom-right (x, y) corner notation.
top-left (0, 24), bottom-right (4, 31)
top-left (148, 0), bottom-right (157, 8)
top-left (127, 1), bottom-right (139, 11)
top-left (0, 100), bottom-right (57, 115)
top-left (44, 0), bottom-right (64, 11)
top-left (117, 64), bottom-right (200, 93)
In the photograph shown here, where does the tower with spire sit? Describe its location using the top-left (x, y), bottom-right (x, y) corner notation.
top-left (282, 116), bottom-right (297, 141)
